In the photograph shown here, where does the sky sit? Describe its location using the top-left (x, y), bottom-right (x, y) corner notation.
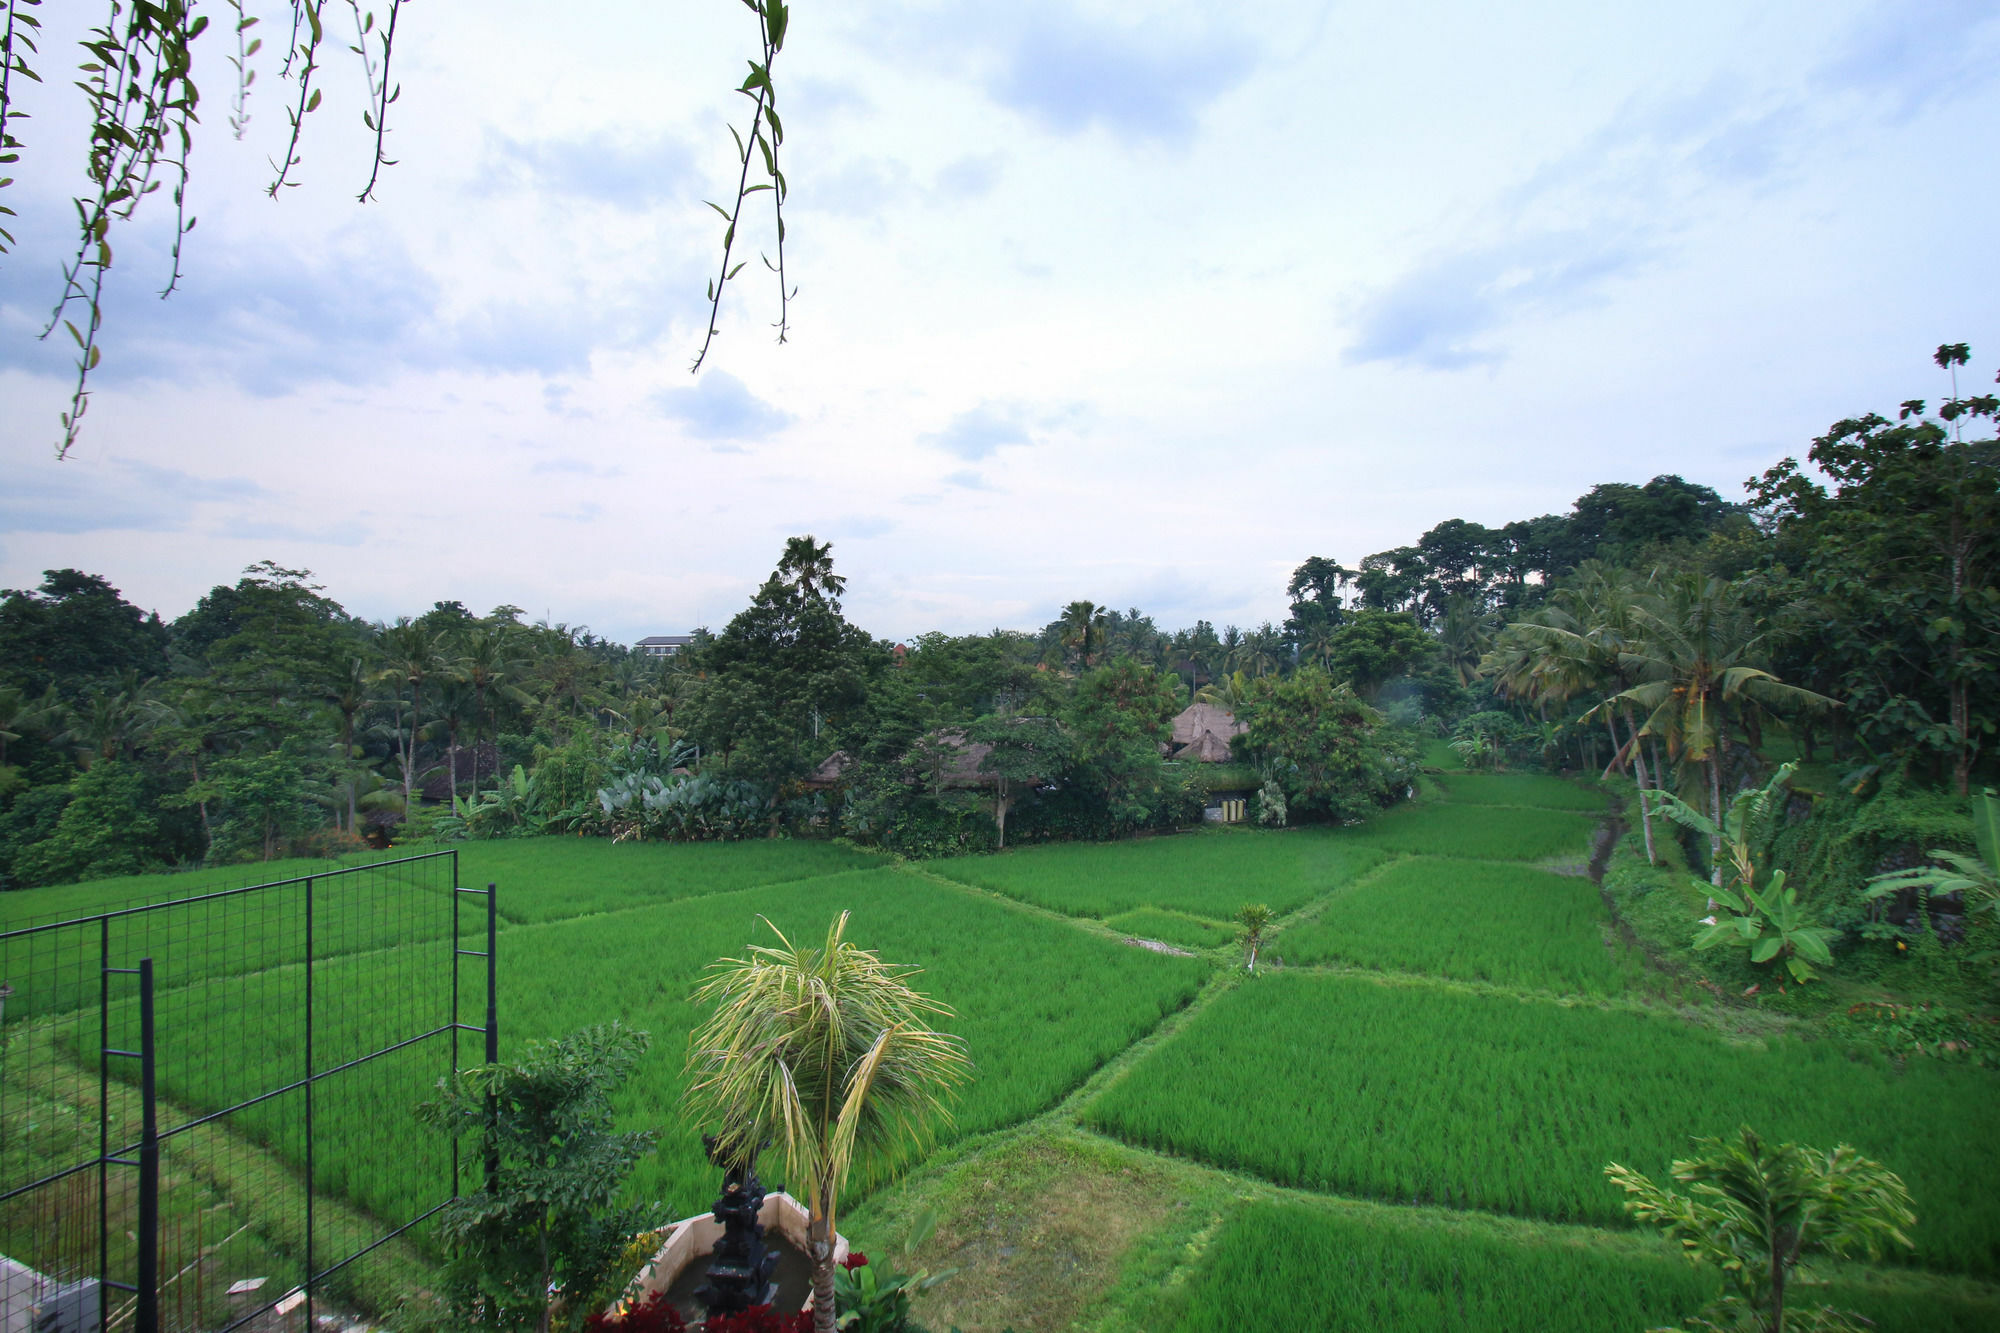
top-left (3, 0), bottom-right (1998, 645)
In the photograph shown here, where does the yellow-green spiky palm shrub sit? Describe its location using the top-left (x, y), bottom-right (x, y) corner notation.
top-left (682, 912), bottom-right (971, 1333)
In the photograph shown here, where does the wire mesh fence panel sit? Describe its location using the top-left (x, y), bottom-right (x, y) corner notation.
top-left (0, 851), bottom-right (491, 1332)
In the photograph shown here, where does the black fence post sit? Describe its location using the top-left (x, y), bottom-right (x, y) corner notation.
top-left (484, 883), bottom-right (499, 1193)
top-left (136, 957), bottom-right (158, 1333)
top-left (304, 874), bottom-right (316, 1323)
top-left (98, 917), bottom-right (110, 1330)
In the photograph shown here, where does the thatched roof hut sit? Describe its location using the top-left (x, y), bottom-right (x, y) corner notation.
top-left (1168, 703), bottom-right (1246, 763)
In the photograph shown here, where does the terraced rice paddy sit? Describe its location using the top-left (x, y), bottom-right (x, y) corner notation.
top-left (1340, 799), bottom-right (1601, 860)
top-left (10, 764), bottom-right (1998, 1329)
top-left (931, 828), bottom-right (1382, 920)
top-left (1428, 772), bottom-right (1611, 810)
top-left (79, 868), bottom-right (1206, 1225)
top-left (1152, 1199), bottom-right (2000, 1333)
top-left (1275, 857), bottom-right (1642, 992)
top-left (1104, 907), bottom-right (1238, 951)
top-left (1084, 971), bottom-right (2000, 1277)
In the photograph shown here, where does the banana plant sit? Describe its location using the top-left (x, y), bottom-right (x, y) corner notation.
top-left (1696, 870), bottom-right (1839, 983)
top-left (1647, 761), bottom-right (1798, 889)
top-left (1864, 787), bottom-right (1999, 921)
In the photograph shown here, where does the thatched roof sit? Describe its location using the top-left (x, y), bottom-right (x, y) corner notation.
top-left (802, 750), bottom-right (856, 789)
top-left (920, 730), bottom-right (1002, 789)
top-left (1171, 703), bottom-right (1246, 747)
top-left (1168, 704), bottom-right (1246, 763)
top-left (1178, 729), bottom-right (1235, 763)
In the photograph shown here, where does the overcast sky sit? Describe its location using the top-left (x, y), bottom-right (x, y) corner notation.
top-left (3, 0), bottom-right (1997, 644)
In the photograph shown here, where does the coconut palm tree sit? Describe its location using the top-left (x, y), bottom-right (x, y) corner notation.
top-left (779, 534), bottom-right (847, 608)
top-left (683, 913), bottom-right (971, 1333)
top-left (377, 618), bottom-right (448, 817)
top-left (1609, 574), bottom-right (1833, 873)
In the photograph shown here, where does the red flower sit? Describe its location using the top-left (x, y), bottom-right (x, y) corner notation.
top-left (840, 1252), bottom-right (869, 1271)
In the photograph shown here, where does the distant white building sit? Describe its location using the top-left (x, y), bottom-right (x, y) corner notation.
top-left (636, 635), bottom-right (695, 658)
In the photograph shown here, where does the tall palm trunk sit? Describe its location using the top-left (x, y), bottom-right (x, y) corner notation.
top-left (810, 1197), bottom-right (838, 1333)
top-left (1622, 707), bottom-right (1657, 866)
top-left (1708, 745), bottom-right (1725, 887)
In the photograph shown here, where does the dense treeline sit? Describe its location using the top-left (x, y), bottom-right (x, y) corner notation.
top-left (1, 351), bottom-right (1992, 913)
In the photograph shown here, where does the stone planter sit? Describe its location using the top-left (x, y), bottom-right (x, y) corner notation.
top-left (613, 1191), bottom-right (847, 1322)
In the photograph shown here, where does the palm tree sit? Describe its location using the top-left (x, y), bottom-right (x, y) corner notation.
top-left (779, 534), bottom-right (847, 607)
top-left (0, 685), bottom-right (50, 767)
top-left (377, 619), bottom-right (447, 818)
top-left (1609, 574), bottom-right (1833, 874)
top-left (683, 913), bottom-right (971, 1333)
top-left (427, 679), bottom-right (479, 810)
top-left (1437, 598), bottom-right (1499, 687)
top-left (1058, 600), bottom-right (1107, 670)
top-left (458, 626), bottom-right (530, 784)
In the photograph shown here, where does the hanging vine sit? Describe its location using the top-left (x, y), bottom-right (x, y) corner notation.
top-left (692, 0), bottom-right (793, 373)
top-left (4, 0), bottom-right (800, 459)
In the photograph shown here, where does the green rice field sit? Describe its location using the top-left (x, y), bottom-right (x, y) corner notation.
top-left (9, 766), bottom-right (1998, 1329)
top-left (1428, 772), bottom-right (1609, 810)
top-left (1274, 857), bottom-right (1642, 992)
top-left (75, 868), bottom-right (1207, 1226)
top-left (1083, 971), bottom-right (2000, 1277)
top-left (1342, 801), bottom-right (1601, 860)
top-left (1104, 907), bottom-right (1239, 951)
top-left (931, 827), bottom-right (1383, 920)
top-left (1151, 1198), bottom-right (2000, 1333)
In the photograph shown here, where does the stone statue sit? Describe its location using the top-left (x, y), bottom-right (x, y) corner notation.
top-left (694, 1133), bottom-right (779, 1315)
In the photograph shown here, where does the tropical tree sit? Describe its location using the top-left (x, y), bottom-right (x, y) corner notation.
top-left (970, 713), bottom-right (1068, 849)
top-left (1606, 1126), bottom-right (1915, 1333)
top-left (779, 535), bottom-right (848, 608)
top-left (1235, 668), bottom-right (1418, 823)
top-left (683, 913), bottom-right (971, 1333)
top-left (377, 618), bottom-right (448, 817)
top-left (1057, 600), bottom-right (1108, 670)
top-left (1609, 574), bottom-right (1834, 867)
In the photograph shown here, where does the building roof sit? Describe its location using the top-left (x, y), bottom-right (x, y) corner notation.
top-left (637, 635), bottom-right (695, 648)
top-left (1167, 703), bottom-right (1247, 762)
top-left (1170, 703), bottom-right (1247, 747)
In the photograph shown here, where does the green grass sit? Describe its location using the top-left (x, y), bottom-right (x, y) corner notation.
top-left (1153, 1196), bottom-right (2000, 1333)
top-left (1104, 907), bottom-right (1238, 951)
top-left (96, 867), bottom-right (1208, 1227)
top-left (932, 828), bottom-right (1384, 920)
top-left (1275, 858), bottom-right (1642, 993)
top-left (1431, 772), bottom-right (1607, 811)
top-left (1342, 802), bottom-right (1598, 861)
top-left (1085, 972), bottom-right (2000, 1278)
top-left (1423, 738), bottom-right (1464, 771)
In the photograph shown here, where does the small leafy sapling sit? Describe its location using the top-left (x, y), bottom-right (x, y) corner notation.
top-left (1237, 903), bottom-right (1272, 974)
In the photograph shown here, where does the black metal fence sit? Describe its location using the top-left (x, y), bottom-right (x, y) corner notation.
top-left (0, 851), bottom-right (496, 1332)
